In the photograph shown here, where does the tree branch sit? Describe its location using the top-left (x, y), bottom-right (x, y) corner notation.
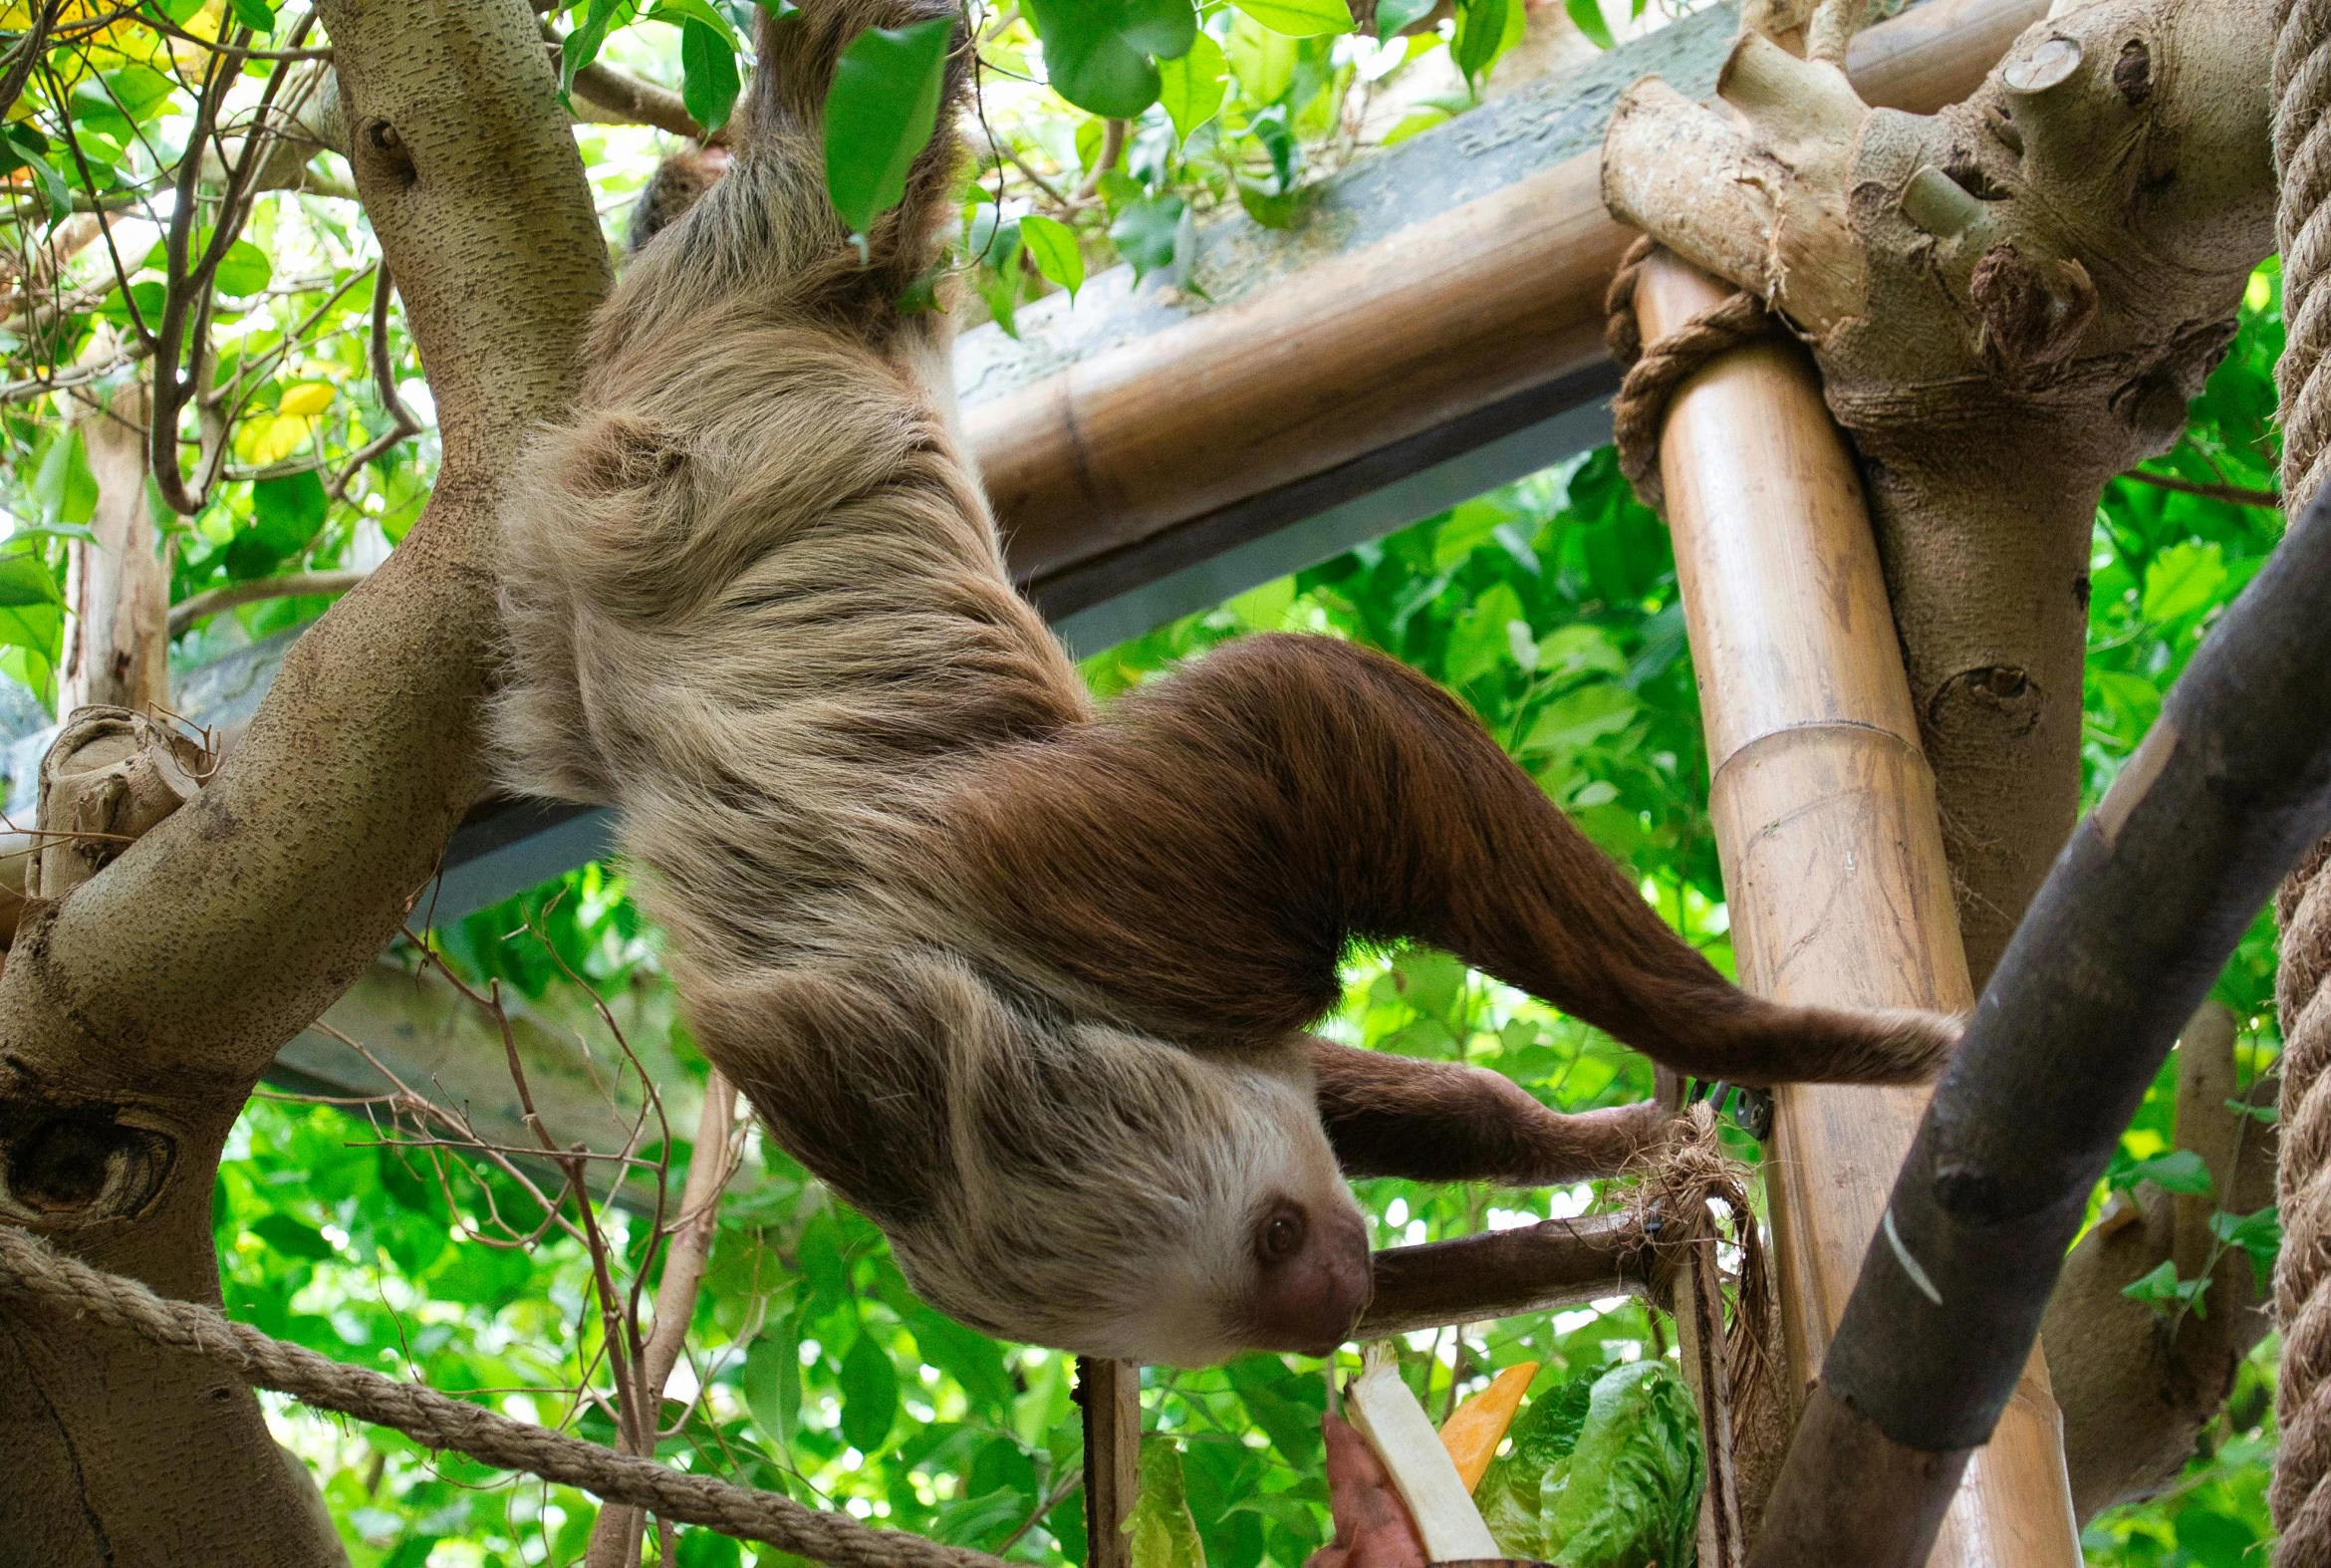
top-left (1749, 477), bottom-right (2331, 1565)
top-left (1358, 1211), bottom-right (1649, 1336)
top-left (572, 60), bottom-right (707, 140)
top-left (0, 0), bottom-right (612, 1557)
top-left (2120, 469), bottom-right (2282, 510)
top-left (169, 570), bottom-right (372, 637)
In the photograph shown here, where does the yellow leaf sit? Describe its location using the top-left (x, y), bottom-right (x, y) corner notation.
top-left (236, 413), bottom-right (312, 466)
top-left (276, 383), bottom-right (335, 417)
top-left (1440, 1361), bottom-right (1538, 1492)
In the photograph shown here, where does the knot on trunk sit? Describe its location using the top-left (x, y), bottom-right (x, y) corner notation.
top-left (30, 707), bottom-right (215, 903)
top-left (1924, 665), bottom-right (2045, 745)
top-left (1970, 243), bottom-right (2098, 388)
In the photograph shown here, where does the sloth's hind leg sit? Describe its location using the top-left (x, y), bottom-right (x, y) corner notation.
top-left (942, 633), bottom-right (1955, 1089)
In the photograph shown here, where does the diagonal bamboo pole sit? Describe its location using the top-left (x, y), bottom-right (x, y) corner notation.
top-left (1635, 252), bottom-right (2079, 1563)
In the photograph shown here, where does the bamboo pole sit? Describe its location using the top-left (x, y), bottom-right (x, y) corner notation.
top-left (1635, 253), bottom-right (2079, 1564)
top-left (968, 0), bottom-right (2048, 594)
top-left (1076, 1357), bottom-right (1141, 1568)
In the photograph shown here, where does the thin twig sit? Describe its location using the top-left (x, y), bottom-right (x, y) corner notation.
top-left (2121, 470), bottom-right (2282, 510)
top-left (169, 569), bottom-right (370, 636)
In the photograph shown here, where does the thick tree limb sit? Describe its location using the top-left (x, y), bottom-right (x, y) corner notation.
top-left (1604, 0), bottom-right (2276, 986)
top-left (1749, 481), bottom-right (2331, 1566)
top-left (1358, 1212), bottom-right (1648, 1336)
top-left (0, 0), bottom-right (610, 1560)
top-left (2042, 1002), bottom-right (2278, 1523)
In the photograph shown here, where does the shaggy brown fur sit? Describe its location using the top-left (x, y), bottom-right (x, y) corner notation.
top-left (493, 0), bottom-right (1957, 1366)
top-left (628, 144), bottom-right (731, 254)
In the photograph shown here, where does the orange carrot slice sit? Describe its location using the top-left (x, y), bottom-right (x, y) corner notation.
top-left (1437, 1362), bottom-right (1539, 1492)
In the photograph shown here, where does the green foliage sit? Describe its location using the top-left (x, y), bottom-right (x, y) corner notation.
top-left (824, 19), bottom-right (954, 241)
top-left (1476, 1361), bottom-right (1702, 1568)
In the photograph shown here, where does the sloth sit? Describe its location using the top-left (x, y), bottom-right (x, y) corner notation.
top-left (627, 141), bottom-right (731, 254)
top-left (493, 0), bottom-right (1957, 1367)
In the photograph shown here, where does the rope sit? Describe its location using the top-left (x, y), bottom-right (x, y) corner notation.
top-left (1628, 1105), bottom-right (1779, 1446)
top-left (1602, 235), bottom-right (1774, 512)
top-left (0, 1224), bottom-right (1006, 1568)
top-left (2273, 0), bottom-right (2331, 1559)
top-left (2276, 841), bottom-right (2331, 1562)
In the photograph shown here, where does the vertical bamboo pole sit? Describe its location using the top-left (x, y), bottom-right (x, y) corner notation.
top-left (1077, 1357), bottom-right (1141, 1568)
top-left (1636, 253), bottom-right (2079, 1565)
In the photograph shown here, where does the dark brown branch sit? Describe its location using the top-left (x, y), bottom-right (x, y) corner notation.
top-left (573, 60), bottom-right (707, 140)
top-left (0, 0), bottom-right (62, 122)
top-left (1750, 481), bottom-right (2331, 1565)
top-left (1359, 1211), bottom-right (1650, 1337)
top-left (2121, 470), bottom-right (2282, 510)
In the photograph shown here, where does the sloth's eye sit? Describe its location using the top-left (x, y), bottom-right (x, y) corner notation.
top-left (1259, 1206), bottom-right (1306, 1262)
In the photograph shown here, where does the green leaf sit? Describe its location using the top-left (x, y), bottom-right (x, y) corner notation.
top-left (1108, 191), bottom-right (1186, 284)
top-left (679, 18), bottom-right (743, 132)
top-left (214, 239), bottom-right (273, 296)
top-left (1452, 0), bottom-right (1521, 84)
top-left (1223, 1355), bottom-right (1325, 1465)
top-left (931, 1487), bottom-right (1031, 1548)
top-left (676, 1525), bottom-right (744, 1568)
top-left (1563, 0), bottom-right (1616, 49)
top-left (1522, 682), bottom-right (1637, 755)
top-left (250, 1213), bottom-right (335, 1261)
top-left (824, 18), bottom-right (953, 239)
top-left (230, 0), bottom-right (278, 30)
top-left (1231, 0), bottom-right (1354, 36)
top-left (1374, 0), bottom-right (1438, 32)
top-left (251, 470), bottom-right (330, 554)
top-left (1447, 580), bottom-right (1528, 690)
top-left (0, 550), bottom-right (62, 609)
top-left (31, 429), bottom-right (96, 528)
top-left (1158, 31), bottom-right (1228, 141)
top-left (562, 0), bottom-right (626, 93)
top-left (2122, 1259), bottom-right (2211, 1317)
top-left (1023, 0), bottom-right (1198, 119)
top-left (1542, 1360), bottom-right (1702, 1568)
top-left (838, 1330), bottom-right (899, 1453)
top-left (739, 1326), bottom-right (803, 1450)
top-left (2210, 1203), bottom-right (2281, 1291)
top-left (1226, 12), bottom-right (1298, 104)
top-left (1236, 182), bottom-right (1308, 228)
top-left (1381, 104), bottom-right (1451, 145)
top-left (649, 0), bottom-right (740, 41)
top-left (1019, 213), bottom-right (1086, 299)
top-left (1129, 1439), bottom-right (1208, 1568)
top-left (3, 128), bottom-right (71, 222)
top-left (2119, 1148), bottom-right (2214, 1196)
top-left (2142, 540), bottom-right (2228, 623)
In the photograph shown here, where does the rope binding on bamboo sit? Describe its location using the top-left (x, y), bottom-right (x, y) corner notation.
top-left (1602, 236), bottom-right (1775, 513)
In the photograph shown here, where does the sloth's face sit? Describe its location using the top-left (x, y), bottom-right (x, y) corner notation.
top-left (887, 1048), bottom-right (1373, 1368)
top-left (1091, 1090), bottom-right (1372, 1368)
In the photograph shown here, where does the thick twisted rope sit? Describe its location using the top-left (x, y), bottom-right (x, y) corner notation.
top-left (0, 1223), bottom-right (1005, 1568)
top-left (2272, 0), bottom-right (2331, 1559)
top-left (1603, 235), bottom-right (1774, 512)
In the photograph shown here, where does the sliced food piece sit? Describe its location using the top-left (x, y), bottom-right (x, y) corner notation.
top-left (1438, 1361), bottom-right (1539, 1492)
top-left (1344, 1354), bottom-right (1502, 1562)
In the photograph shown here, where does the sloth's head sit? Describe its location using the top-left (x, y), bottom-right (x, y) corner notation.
top-left (887, 1024), bottom-right (1372, 1367)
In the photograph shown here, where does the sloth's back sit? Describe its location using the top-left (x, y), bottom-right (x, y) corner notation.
top-left (493, 287), bottom-right (1090, 980)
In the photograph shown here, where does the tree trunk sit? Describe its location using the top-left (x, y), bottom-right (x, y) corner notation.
top-left (0, 0), bottom-right (610, 1560)
top-left (64, 374), bottom-right (170, 715)
top-left (1603, 0), bottom-right (2277, 984)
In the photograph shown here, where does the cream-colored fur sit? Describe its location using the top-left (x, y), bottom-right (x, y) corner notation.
top-left (490, 0), bottom-right (1366, 1365)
